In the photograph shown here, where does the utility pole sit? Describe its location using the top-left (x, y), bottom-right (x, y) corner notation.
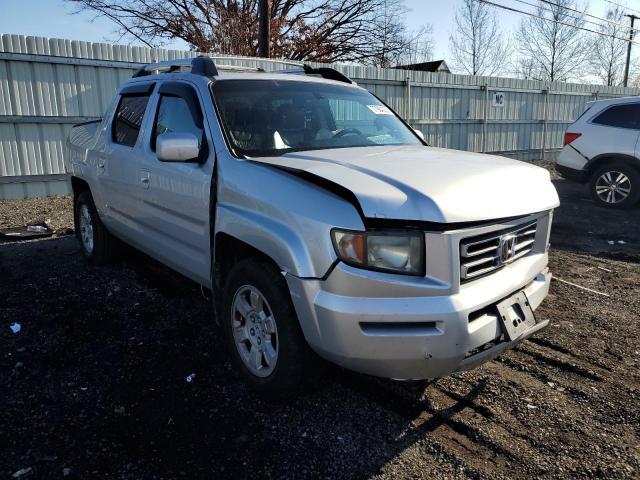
top-left (623, 14), bottom-right (639, 87)
top-left (258, 0), bottom-right (270, 58)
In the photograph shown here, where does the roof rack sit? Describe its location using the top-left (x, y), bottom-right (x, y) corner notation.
top-left (216, 64), bottom-right (265, 73)
top-left (131, 56), bottom-right (355, 85)
top-left (275, 65), bottom-right (355, 84)
top-left (132, 56), bottom-right (219, 78)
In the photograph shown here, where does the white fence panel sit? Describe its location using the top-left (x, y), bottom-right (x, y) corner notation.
top-left (0, 33), bottom-right (639, 198)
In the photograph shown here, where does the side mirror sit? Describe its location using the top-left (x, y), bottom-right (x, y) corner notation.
top-left (156, 132), bottom-right (200, 162)
top-left (413, 128), bottom-right (425, 141)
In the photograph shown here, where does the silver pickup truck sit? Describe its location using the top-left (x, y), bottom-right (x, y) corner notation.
top-left (66, 57), bottom-right (559, 395)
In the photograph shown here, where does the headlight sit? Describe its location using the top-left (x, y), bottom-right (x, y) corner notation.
top-left (331, 229), bottom-right (424, 276)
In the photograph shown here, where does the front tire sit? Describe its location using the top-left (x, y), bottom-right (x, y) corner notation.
top-left (589, 162), bottom-right (640, 208)
top-left (222, 257), bottom-right (316, 397)
top-left (74, 191), bottom-right (118, 264)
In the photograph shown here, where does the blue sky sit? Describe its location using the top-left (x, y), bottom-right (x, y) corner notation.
top-left (0, 0), bottom-right (638, 60)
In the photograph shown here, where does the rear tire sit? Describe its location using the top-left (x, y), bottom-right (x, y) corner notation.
top-left (74, 191), bottom-right (118, 264)
top-left (589, 162), bottom-right (640, 208)
top-left (222, 257), bottom-right (317, 398)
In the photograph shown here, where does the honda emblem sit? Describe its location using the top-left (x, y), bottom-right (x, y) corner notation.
top-left (499, 234), bottom-right (517, 264)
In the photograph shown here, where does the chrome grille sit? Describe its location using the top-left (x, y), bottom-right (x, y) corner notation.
top-left (460, 221), bottom-right (538, 282)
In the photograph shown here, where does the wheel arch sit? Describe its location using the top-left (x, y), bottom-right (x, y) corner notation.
top-left (213, 232), bottom-right (283, 291)
top-left (585, 154), bottom-right (640, 178)
top-left (70, 176), bottom-right (91, 204)
top-left (212, 231), bottom-right (292, 326)
top-left (71, 177), bottom-right (91, 238)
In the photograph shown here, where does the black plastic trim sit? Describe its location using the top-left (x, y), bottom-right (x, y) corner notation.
top-left (584, 153), bottom-right (640, 174)
top-left (120, 82), bottom-right (156, 95)
top-left (191, 56), bottom-right (219, 77)
top-left (359, 321), bottom-right (438, 334)
top-left (72, 119), bottom-right (102, 128)
top-left (556, 164), bottom-right (588, 183)
top-left (302, 65), bottom-right (354, 84)
top-left (363, 214), bottom-right (534, 232)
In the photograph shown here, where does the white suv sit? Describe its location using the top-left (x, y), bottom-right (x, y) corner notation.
top-left (557, 96), bottom-right (640, 208)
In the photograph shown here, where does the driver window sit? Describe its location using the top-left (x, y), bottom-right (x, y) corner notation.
top-left (153, 95), bottom-right (204, 150)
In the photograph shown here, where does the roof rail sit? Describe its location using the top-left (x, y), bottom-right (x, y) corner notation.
top-left (132, 56), bottom-right (218, 78)
top-left (216, 64), bottom-right (265, 73)
top-left (131, 56), bottom-right (354, 85)
top-left (275, 65), bottom-right (355, 85)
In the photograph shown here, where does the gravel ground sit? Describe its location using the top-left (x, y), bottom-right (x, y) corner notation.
top-left (0, 196), bottom-right (73, 234)
top-left (1, 174), bottom-right (639, 479)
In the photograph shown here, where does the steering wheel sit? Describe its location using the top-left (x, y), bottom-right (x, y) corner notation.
top-left (334, 128), bottom-right (363, 138)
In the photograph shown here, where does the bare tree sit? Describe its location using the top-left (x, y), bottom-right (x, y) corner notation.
top-left (366, 0), bottom-right (434, 67)
top-left (516, 0), bottom-right (587, 82)
top-left (66, 0), bottom-right (395, 62)
top-left (367, 0), bottom-right (410, 67)
top-left (448, 0), bottom-right (510, 76)
top-left (398, 25), bottom-right (435, 66)
top-left (513, 56), bottom-right (544, 80)
top-left (590, 7), bottom-right (628, 86)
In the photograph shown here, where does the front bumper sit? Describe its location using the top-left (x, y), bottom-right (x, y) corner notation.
top-left (286, 255), bottom-right (551, 380)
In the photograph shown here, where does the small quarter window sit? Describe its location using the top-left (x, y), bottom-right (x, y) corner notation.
top-left (592, 104), bottom-right (640, 130)
top-left (112, 95), bottom-right (151, 147)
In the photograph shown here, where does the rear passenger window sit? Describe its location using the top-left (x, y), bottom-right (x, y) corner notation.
top-left (112, 95), bottom-right (150, 147)
top-left (592, 104), bottom-right (640, 129)
top-left (153, 96), bottom-right (204, 149)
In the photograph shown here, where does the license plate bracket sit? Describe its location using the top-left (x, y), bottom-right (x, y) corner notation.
top-left (496, 292), bottom-right (536, 341)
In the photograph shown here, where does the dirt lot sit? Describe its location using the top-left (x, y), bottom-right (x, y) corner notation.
top-left (1, 171), bottom-right (639, 479)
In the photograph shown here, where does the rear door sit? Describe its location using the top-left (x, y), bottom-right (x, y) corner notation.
top-left (587, 102), bottom-right (640, 160)
top-left (137, 80), bottom-right (214, 285)
top-left (98, 82), bottom-right (155, 238)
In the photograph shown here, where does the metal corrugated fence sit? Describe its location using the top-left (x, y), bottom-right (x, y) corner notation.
top-left (1, 33), bottom-right (639, 199)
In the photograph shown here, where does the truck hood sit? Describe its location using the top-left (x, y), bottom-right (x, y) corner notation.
top-left (252, 145), bottom-right (559, 223)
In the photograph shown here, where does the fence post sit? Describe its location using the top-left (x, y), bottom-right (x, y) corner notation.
top-left (541, 87), bottom-right (549, 161)
top-left (481, 84), bottom-right (489, 153)
top-left (405, 76), bottom-right (412, 123)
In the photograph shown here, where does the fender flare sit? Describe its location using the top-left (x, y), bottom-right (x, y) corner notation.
top-left (215, 203), bottom-right (328, 279)
top-left (584, 153), bottom-right (640, 175)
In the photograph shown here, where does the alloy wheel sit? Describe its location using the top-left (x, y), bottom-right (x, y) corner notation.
top-left (595, 171), bottom-right (632, 204)
top-left (79, 204), bottom-right (94, 254)
top-left (231, 285), bottom-right (279, 377)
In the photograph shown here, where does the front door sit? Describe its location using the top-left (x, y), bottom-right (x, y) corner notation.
top-left (137, 80), bottom-right (214, 286)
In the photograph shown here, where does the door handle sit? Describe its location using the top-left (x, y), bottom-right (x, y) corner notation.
top-left (140, 171), bottom-right (150, 189)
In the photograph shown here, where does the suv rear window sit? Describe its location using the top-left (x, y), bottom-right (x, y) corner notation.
top-left (592, 103), bottom-right (640, 130)
top-left (112, 94), bottom-right (151, 147)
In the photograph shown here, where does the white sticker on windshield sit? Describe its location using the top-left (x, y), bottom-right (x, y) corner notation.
top-left (367, 104), bottom-right (393, 115)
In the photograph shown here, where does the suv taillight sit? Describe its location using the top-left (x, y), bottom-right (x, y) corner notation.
top-left (563, 132), bottom-right (581, 146)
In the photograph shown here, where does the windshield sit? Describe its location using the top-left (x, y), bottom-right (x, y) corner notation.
top-left (211, 79), bottom-right (421, 157)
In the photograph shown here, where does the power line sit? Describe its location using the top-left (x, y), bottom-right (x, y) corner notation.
top-left (479, 0), bottom-right (640, 47)
top-left (509, 0), bottom-right (637, 33)
top-left (536, 0), bottom-right (640, 32)
top-left (604, 0), bottom-right (640, 17)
